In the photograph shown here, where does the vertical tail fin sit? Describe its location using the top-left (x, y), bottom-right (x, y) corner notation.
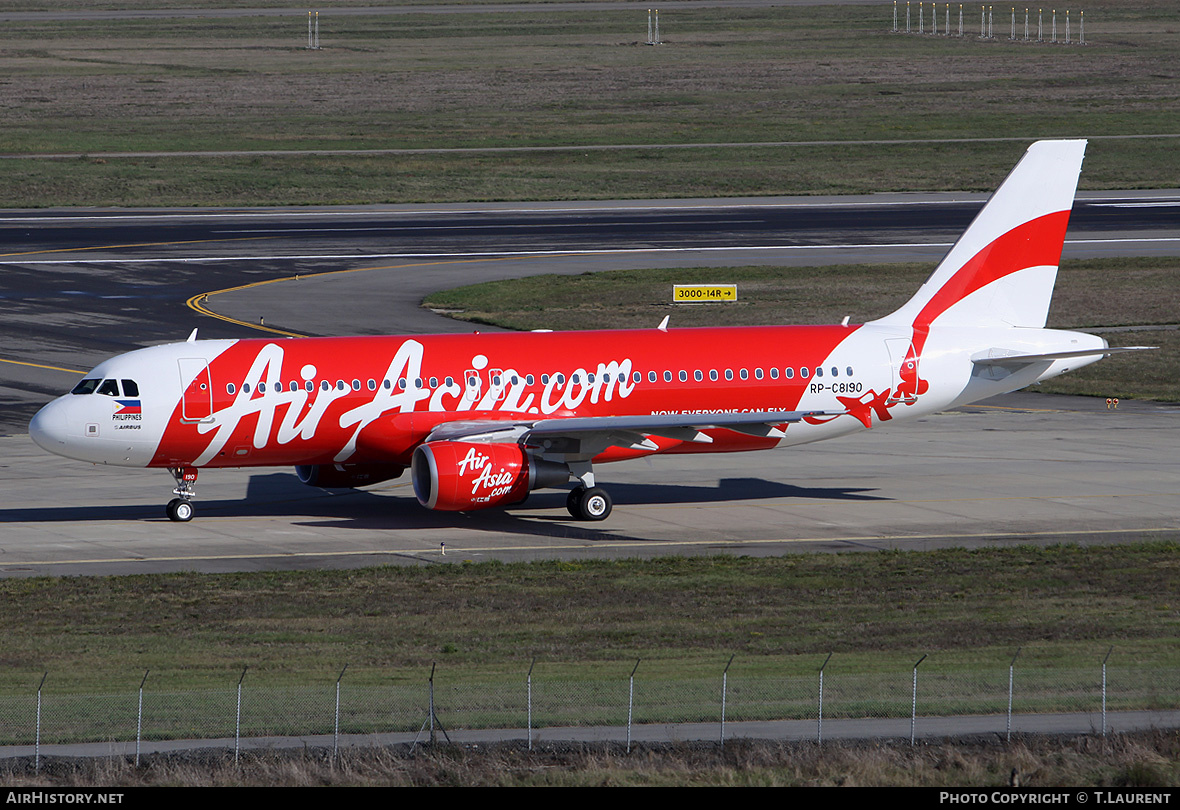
top-left (872, 139), bottom-right (1087, 331)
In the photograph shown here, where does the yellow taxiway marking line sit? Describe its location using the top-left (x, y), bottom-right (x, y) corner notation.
top-left (0, 357), bottom-right (84, 374)
top-left (8, 526), bottom-right (1179, 570)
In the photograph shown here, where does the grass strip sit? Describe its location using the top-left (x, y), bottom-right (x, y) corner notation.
top-left (2, 543), bottom-right (1177, 695)
top-left (4, 3), bottom-right (1180, 205)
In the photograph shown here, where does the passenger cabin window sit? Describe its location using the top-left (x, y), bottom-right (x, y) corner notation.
top-left (71, 379), bottom-right (102, 395)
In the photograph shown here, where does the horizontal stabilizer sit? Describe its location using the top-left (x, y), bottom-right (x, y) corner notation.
top-left (971, 346), bottom-right (1155, 369)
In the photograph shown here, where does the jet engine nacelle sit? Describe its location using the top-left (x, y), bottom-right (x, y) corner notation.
top-left (295, 463), bottom-right (404, 489)
top-left (411, 440), bottom-right (569, 511)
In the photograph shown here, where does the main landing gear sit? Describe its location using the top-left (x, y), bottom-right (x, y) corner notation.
top-left (566, 486), bottom-right (612, 521)
top-left (166, 466), bottom-right (198, 522)
top-left (563, 460), bottom-right (612, 520)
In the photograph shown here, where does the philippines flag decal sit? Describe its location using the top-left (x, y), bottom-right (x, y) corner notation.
top-left (115, 399), bottom-right (142, 415)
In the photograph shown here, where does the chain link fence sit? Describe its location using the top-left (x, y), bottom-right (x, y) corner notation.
top-left (2, 661), bottom-right (1177, 755)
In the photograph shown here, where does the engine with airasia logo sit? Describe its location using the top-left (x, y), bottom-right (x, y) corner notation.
top-left (411, 441), bottom-right (572, 513)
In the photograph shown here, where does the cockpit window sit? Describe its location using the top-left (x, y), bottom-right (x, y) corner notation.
top-left (71, 378), bottom-right (102, 395)
top-left (97, 379), bottom-right (120, 396)
top-left (121, 380), bottom-right (139, 397)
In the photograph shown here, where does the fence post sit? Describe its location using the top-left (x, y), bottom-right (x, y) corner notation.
top-left (429, 662), bottom-right (436, 745)
top-left (720, 654), bottom-right (735, 746)
top-left (1102, 647), bottom-right (1113, 737)
top-left (627, 658), bottom-right (641, 753)
top-left (911, 654), bottom-right (927, 745)
top-left (35, 672), bottom-right (47, 773)
top-left (334, 664), bottom-right (348, 760)
top-left (527, 658), bottom-right (536, 751)
top-left (136, 670), bottom-right (149, 767)
top-left (1007, 648), bottom-right (1021, 742)
top-left (817, 653), bottom-right (832, 744)
top-left (235, 666), bottom-right (248, 765)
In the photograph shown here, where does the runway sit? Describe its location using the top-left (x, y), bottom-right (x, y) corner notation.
top-left (1, 194), bottom-right (1178, 576)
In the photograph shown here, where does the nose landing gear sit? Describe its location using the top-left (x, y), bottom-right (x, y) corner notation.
top-left (166, 466), bottom-right (198, 522)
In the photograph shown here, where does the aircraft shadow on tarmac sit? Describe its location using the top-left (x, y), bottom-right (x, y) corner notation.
top-left (0, 473), bottom-right (884, 543)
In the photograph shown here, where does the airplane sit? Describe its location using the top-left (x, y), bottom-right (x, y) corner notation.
top-left (29, 139), bottom-right (1149, 523)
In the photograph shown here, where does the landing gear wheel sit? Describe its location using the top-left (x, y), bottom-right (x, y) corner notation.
top-left (166, 498), bottom-right (194, 522)
top-left (566, 487), bottom-right (585, 518)
top-left (577, 487), bottom-right (612, 521)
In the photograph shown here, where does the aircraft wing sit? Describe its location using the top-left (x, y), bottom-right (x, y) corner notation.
top-left (422, 409), bottom-right (836, 456)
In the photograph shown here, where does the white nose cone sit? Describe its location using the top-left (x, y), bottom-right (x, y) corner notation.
top-left (29, 398), bottom-right (68, 454)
